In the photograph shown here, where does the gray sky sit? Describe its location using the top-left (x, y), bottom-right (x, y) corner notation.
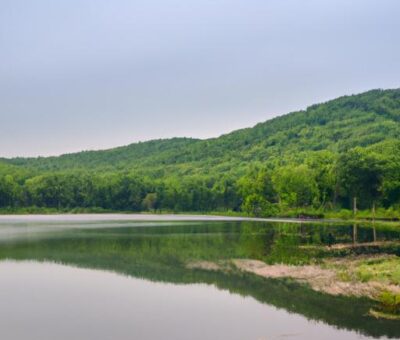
top-left (1, 0), bottom-right (399, 157)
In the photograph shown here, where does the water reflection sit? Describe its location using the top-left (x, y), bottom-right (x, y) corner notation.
top-left (0, 218), bottom-right (399, 339)
top-left (1, 260), bottom-right (380, 340)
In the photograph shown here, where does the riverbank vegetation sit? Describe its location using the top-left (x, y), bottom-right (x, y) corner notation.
top-left (1, 89), bottom-right (400, 219)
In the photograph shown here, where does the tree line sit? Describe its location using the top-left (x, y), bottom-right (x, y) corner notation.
top-left (1, 142), bottom-right (399, 218)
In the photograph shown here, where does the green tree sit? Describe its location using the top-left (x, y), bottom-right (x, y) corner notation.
top-left (0, 175), bottom-right (20, 207)
top-left (272, 165), bottom-right (319, 208)
top-left (336, 148), bottom-right (383, 212)
top-left (242, 193), bottom-right (268, 217)
top-left (142, 193), bottom-right (158, 211)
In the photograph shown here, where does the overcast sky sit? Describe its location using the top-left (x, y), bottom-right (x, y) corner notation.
top-left (1, 0), bottom-right (399, 157)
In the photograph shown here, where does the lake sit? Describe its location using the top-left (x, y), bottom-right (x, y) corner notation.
top-left (0, 215), bottom-right (399, 340)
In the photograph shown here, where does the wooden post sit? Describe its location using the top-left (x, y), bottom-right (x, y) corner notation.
top-left (372, 201), bottom-right (376, 222)
top-left (352, 224), bottom-right (357, 245)
top-left (372, 201), bottom-right (376, 243)
top-left (373, 225), bottom-right (377, 243)
top-left (353, 197), bottom-right (357, 216)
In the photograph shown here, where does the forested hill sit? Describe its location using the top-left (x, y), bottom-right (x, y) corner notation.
top-left (1, 88), bottom-right (400, 216)
top-left (4, 88), bottom-right (400, 175)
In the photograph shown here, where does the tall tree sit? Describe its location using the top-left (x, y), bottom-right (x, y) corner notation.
top-left (336, 148), bottom-right (383, 212)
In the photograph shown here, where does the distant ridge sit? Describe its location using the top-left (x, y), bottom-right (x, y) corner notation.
top-left (3, 88), bottom-right (399, 177)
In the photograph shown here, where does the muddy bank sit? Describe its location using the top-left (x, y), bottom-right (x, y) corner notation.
top-left (187, 255), bottom-right (400, 300)
top-left (232, 258), bottom-right (400, 299)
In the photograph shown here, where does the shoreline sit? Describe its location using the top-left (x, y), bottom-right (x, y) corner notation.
top-left (0, 213), bottom-right (338, 224)
top-left (0, 212), bottom-right (398, 227)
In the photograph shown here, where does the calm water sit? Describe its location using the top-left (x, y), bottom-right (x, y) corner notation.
top-left (0, 215), bottom-right (399, 340)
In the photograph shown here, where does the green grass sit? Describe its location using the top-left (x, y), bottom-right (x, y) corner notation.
top-left (355, 258), bottom-right (400, 285)
top-left (324, 256), bottom-right (400, 286)
top-left (377, 291), bottom-right (400, 314)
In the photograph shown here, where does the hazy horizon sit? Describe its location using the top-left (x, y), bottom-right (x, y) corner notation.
top-left (1, 0), bottom-right (400, 157)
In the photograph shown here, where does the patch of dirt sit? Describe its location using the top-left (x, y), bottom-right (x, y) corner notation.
top-left (186, 261), bottom-right (221, 271)
top-left (298, 241), bottom-right (400, 251)
top-left (328, 241), bottom-right (398, 250)
top-left (232, 258), bottom-right (400, 299)
top-left (325, 253), bottom-right (397, 264)
top-left (186, 255), bottom-right (400, 300)
top-left (232, 259), bottom-right (333, 280)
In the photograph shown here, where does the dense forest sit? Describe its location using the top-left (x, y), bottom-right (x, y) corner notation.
top-left (1, 88), bottom-right (400, 218)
